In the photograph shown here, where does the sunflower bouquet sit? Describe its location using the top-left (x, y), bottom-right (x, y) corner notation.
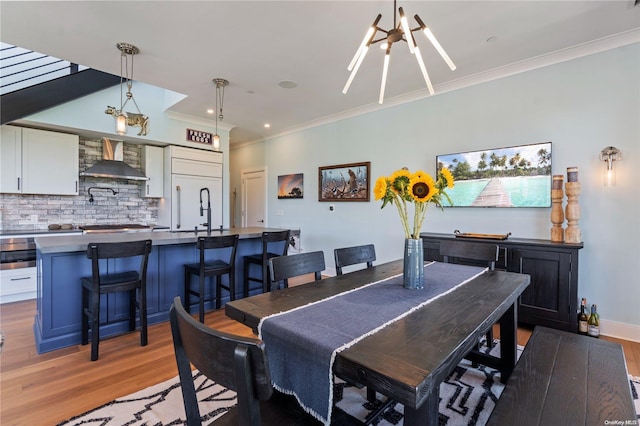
top-left (374, 167), bottom-right (454, 240)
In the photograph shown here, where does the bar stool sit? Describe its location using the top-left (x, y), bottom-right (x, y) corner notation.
top-left (243, 230), bottom-right (290, 297)
top-left (81, 239), bottom-right (152, 361)
top-left (184, 234), bottom-right (239, 323)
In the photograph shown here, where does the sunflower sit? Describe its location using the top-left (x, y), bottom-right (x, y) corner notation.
top-left (373, 176), bottom-right (388, 201)
top-left (440, 167), bottom-right (455, 189)
top-left (389, 168), bottom-right (411, 194)
top-left (374, 166), bottom-right (453, 239)
top-left (408, 173), bottom-right (435, 203)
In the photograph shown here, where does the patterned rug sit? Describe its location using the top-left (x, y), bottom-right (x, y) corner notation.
top-left (58, 341), bottom-right (640, 426)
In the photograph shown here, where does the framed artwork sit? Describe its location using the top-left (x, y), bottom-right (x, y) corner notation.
top-left (277, 173), bottom-right (304, 199)
top-left (318, 161), bottom-right (370, 202)
top-left (436, 141), bottom-right (552, 208)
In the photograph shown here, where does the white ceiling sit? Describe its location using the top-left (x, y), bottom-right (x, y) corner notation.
top-left (1, 1), bottom-right (639, 146)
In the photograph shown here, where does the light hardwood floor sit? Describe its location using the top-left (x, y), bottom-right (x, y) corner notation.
top-left (1, 297), bottom-right (638, 426)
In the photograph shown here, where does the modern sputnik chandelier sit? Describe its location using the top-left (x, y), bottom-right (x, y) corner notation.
top-left (212, 78), bottom-right (228, 151)
top-left (113, 42), bottom-right (147, 135)
top-left (342, 0), bottom-right (456, 104)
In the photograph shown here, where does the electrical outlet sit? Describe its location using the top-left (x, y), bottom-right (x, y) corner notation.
top-left (30, 214), bottom-right (38, 223)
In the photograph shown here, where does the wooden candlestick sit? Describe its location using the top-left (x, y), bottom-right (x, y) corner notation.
top-left (551, 175), bottom-right (564, 242)
top-left (565, 181), bottom-right (581, 243)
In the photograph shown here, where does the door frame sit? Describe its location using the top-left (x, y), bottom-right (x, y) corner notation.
top-left (241, 166), bottom-right (267, 228)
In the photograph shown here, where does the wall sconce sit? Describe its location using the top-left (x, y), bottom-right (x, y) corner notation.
top-left (599, 146), bottom-right (621, 187)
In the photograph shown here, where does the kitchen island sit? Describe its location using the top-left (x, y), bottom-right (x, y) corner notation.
top-left (34, 227), bottom-right (292, 353)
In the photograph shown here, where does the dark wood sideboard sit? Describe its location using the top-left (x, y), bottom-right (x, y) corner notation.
top-left (421, 232), bottom-right (583, 333)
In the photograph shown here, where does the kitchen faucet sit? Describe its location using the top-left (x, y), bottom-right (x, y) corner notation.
top-left (199, 187), bottom-right (211, 234)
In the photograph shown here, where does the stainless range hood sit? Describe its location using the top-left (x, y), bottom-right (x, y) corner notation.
top-left (80, 138), bottom-right (148, 181)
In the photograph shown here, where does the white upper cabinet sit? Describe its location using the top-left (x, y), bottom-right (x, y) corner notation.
top-left (141, 145), bottom-right (164, 198)
top-left (0, 126), bottom-right (22, 194)
top-left (0, 126), bottom-right (79, 195)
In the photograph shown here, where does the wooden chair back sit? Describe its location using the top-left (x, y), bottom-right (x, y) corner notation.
top-left (261, 230), bottom-right (290, 260)
top-left (86, 239), bottom-right (152, 288)
top-left (439, 240), bottom-right (498, 270)
top-left (269, 251), bottom-right (325, 287)
top-left (170, 296), bottom-right (272, 425)
top-left (196, 234), bottom-right (239, 272)
top-left (334, 244), bottom-right (376, 275)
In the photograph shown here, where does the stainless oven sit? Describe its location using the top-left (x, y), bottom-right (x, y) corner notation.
top-left (0, 237), bottom-right (36, 270)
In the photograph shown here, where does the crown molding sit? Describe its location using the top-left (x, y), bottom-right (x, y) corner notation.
top-left (165, 110), bottom-right (235, 131)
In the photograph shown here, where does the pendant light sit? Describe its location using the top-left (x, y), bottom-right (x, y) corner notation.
top-left (343, 0), bottom-right (456, 104)
top-left (212, 78), bottom-right (228, 151)
top-left (113, 42), bottom-right (146, 135)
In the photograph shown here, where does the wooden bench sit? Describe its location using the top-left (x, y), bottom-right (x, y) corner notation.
top-left (487, 326), bottom-right (636, 426)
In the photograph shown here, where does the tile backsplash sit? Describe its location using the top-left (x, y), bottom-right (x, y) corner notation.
top-left (0, 137), bottom-right (159, 231)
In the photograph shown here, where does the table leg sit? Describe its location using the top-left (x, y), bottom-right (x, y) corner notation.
top-left (404, 388), bottom-right (438, 426)
top-left (498, 302), bottom-right (517, 383)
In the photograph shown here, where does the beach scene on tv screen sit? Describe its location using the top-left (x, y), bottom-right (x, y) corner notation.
top-left (437, 142), bottom-right (551, 208)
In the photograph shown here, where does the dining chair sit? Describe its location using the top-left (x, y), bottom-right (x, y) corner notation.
top-left (169, 296), bottom-right (323, 426)
top-left (269, 251), bottom-right (325, 288)
top-left (440, 239), bottom-right (499, 347)
top-left (81, 239), bottom-right (152, 361)
top-left (184, 234), bottom-right (239, 323)
top-left (334, 244), bottom-right (376, 275)
top-left (243, 230), bottom-right (290, 297)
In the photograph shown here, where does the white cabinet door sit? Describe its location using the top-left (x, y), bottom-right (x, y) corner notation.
top-left (21, 128), bottom-right (79, 195)
top-left (141, 145), bottom-right (164, 198)
top-left (0, 126), bottom-right (22, 193)
top-left (171, 174), bottom-right (222, 231)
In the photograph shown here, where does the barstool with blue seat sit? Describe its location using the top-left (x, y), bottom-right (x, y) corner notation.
top-left (81, 239), bottom-right (153, 361)
top-left (184, 234), bottom-right (239, 323)
top-left (243, 230), bottom-right (290, 297)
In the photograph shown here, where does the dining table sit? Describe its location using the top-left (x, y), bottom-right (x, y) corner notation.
top-left (225, 259), bottom-right (530, 426)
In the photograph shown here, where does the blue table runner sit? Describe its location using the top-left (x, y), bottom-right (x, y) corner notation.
top-left (258, 261), bottom-right (487, 424)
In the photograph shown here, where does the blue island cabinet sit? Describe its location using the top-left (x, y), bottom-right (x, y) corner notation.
top-left (34, 232), bottom-right (268, 354)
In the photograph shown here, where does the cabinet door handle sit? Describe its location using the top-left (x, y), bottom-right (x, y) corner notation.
top-left (147, 184), bottom-right (150, 195)
top-left (176, 185), bottom-right (181, 229)
top-left (10, 277), bottom-right (31, 281)
top-left (519, 257), bottom-right (523, 273)
top-left (17, 177), bottom-right (20, 190)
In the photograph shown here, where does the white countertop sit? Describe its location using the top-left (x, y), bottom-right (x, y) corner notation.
top-left (35, 227), bottom-right (288, 254)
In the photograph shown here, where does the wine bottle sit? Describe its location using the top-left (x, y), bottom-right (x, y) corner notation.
top-left (578, 298), bottom-right (588, 335)
top-left (587, 304), bottom-right (600, 338)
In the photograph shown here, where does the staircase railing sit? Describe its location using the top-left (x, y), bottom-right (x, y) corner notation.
top-left (1, 42), bottom-right (87, 96)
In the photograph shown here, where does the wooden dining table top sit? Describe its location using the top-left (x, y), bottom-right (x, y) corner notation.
top-left (225, 259), bottom-right (530, 422)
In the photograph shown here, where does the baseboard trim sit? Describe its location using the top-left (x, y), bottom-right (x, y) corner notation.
top-left (600, 319), bottom-right (640, 342)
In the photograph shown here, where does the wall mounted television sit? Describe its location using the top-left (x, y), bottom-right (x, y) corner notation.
top-left (436, 142), bottom-right (552, 208)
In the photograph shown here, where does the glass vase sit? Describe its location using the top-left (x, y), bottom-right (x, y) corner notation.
top-left (403, 238), bottom-right (424, 290)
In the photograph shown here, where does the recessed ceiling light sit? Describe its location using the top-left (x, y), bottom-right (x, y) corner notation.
top-left (207, 109), bottom-right (214, 114)
top-left (264, 123), bottom-right (271, 128)
top-left (278, 80), bottom-right (297, 89)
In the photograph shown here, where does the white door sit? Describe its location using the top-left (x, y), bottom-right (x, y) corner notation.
top-left (242, 168), bottom-right (267, 228)
top-left (172, 174), bottom-right (222, 231)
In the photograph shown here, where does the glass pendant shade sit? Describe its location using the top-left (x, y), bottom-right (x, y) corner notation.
top-left (213, 134), bottom-right (220, 151)
top-left (116, 113), bottom-right (127, 135)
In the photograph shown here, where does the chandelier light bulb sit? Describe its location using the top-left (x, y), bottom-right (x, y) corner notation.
top-left (116, 113), bottom-right (127, 135)
top-left (379, 51), bottom-right (391, 104)
top-left (398, 8), bottom-right (415, 54)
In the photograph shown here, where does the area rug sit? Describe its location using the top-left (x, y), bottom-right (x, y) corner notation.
top-left (58, 342), bottom-right (640, 426)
